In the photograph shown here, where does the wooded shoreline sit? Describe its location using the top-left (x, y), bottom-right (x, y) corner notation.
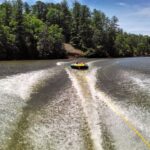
top-left (0, 0), bottom-right (150, 60)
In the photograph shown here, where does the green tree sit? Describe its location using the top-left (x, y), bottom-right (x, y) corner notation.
top-left (106, 16), bottom-right (118, 57)
top-left (60, 0), bottom-right (71, 42)
top-left (24, 14), bottom-right (45, 59)
top-left (15, 0), bottom-right (27, 59)
top-left (89, 9), bottom-right (109, 57)
top-left (2, 1), bottom-right (12, 26)
top-left (115, 31), bottom-right (130, 56)
top-left (46, 7), bottom-right (62, 26)
top-left (79, 5), bottom-right (92, 50)
top-left (32, 1), bottom-right (47, 21)
top-left (37, 25), bottom-right (66, 59)
top-left (24, 2), bottom-right (30, 14)
top-left (0, 0), bottom-right (150, 60)
top-left (70, 1), bottom-right (81, 48)
top-left (71, 2), bottom-right (92, 51)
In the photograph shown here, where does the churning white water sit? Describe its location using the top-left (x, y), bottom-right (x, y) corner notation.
top-left (56, 62), bottom-right (67, 66)
top-left (0, 67), bottom-right (60, 149)
top-left (121, 70), bottom-right (150, 94)
top-left (1, 59), bottom-right (150, 150)
top-left (66, 68), bottom-right (103, 150)
top-left (56, 61), bottom-right (74, 66)
top-left (23, 84), bottom-right (89, 150)
top-left (66, 62), bottom-right (150, 150)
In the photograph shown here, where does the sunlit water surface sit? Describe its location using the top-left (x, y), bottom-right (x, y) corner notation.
top-left (0, 58), bottom-right (150, 150)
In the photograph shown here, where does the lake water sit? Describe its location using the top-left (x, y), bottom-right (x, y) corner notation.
top-left (0, 57), bottom-right (149, 150)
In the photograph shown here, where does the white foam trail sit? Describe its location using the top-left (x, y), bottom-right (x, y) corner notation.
top-left (86, 68), bottom-right (99, 99)
top-left (85, 67), bottom-right (122, 117)
top-left (87, 68), bottom-right (150, 149)
top-left (56, 61), bottom-right (73, 66)
top-left (0, 68), bottom-right (60, 100)
top-left (130, 76), bottom-right (150, 93)
top-left (56, 62), bottom-right (65, 66)
top-left (95, 87), bottom-right (150, 149)
top-left (116, 103), bottom-right (150, 139)
top-left (67, 60), bottom-right (150, 149)
top-left (0, 67), bottom-right (60, 149)
top-left (122, 71), bottom-right (150, 94)
top-left (66, 69), bottom-right (103, 150)
top-left (25, 85), bottom-right (87, 150)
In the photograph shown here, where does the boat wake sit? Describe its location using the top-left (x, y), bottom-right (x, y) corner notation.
top-left (1, 59), bottom-right (150, 150)
top-left (66, 68), bottom-right (103, 150)
top-left (66, 63), bottom-right (150, 150)
top-left (0, 67), bottom-right (61, 149)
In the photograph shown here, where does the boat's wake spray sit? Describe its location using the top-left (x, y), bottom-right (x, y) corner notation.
top-left (66, 68), bottom-right (103, 150)
top-left (66, 64), bottom-right (150, 150)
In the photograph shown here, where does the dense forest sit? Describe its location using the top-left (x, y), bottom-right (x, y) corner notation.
top-left (0, 0), bottom-right (150, 59)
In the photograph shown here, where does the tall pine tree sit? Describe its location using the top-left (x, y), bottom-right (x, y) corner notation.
top-left (15, 0), bottom-right (27, 59)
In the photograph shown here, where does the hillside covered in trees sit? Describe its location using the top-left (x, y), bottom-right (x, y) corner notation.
top-left (0, 0), bottom-right (150, 60)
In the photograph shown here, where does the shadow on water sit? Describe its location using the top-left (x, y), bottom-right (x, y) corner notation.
top-left (6, 70), bottom-right (69, 150)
